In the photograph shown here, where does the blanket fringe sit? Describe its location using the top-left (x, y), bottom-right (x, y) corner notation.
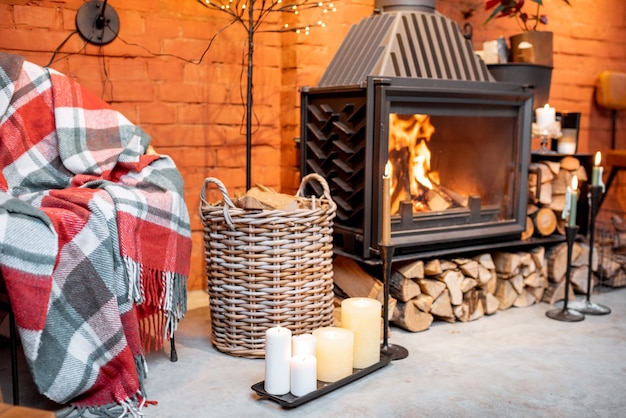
top-left (126, 256), bottom-right (188, 352)
top-left (58, 396), bottom-right (146, 418)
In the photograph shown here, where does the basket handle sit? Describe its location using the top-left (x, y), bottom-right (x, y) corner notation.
top-left (199, 177), bottom-right (237, 227)
top-left (296, 173), bottom-right (336, 210)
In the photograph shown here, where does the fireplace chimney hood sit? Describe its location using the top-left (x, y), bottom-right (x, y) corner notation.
top-left (318, 0), bottom-right (493, 87)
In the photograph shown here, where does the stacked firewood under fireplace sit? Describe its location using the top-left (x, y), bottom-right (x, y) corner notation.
top-left (332, 242), bottom-right (598, 333)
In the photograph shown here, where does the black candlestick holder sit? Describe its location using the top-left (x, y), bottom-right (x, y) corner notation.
top-left (546, 225), bottom-right (585, 322)
top-left (568, 185), bottom-right (611, 315)
top-left (380, 243), bottom-right (409, 361)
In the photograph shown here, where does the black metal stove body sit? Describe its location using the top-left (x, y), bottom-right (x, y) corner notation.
top-left (299, 1), bottom-right (534, 262)
top-left (301, 77), bottom-right (533, 261)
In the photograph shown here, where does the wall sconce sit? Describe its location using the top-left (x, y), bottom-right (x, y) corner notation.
top-left (75, 0), bottom-right (120, 46)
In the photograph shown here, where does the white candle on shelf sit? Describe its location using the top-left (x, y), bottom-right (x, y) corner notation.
top-left (312, 327), bottom-right (354, 382)
top-left (341, 297), bottom-right (382, 369)
top-left (290, 354), bottom-right (317, 397)
top-left (535, 103), bottom-right (556, 131)
top-left (292, 333), bottom-right (316, 357)
top-left (264, 326), bottom-right (292, 395)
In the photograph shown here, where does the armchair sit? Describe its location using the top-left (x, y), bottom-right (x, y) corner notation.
top-left (0, 52), bottom-right (192, 415)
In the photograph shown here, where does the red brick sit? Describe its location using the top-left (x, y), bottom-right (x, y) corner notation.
top-left (145, 15), bottom-right (180, 39)
top-left (0, 4), bottom-right (13, 27)
top-left (13, 5), bottom-right (59, 30)
top-left (157, 81), bottom-right (205, 103)
top-left (107, 57), bottom-right (148, 80)
top-left (148, 60), bottom-right (184, 81)
top-left (138, 102), bottom-right (176, 124)
top-left (118, 10), bottom-right (146, 36)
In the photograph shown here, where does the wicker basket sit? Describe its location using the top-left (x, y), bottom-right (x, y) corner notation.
top-left (199, 174), bottom-right (336, 358)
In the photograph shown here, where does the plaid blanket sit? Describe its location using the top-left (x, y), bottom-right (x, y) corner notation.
top-left (0, 52), bottom-right (191, 414)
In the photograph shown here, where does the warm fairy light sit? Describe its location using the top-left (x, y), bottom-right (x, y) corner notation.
top-left (197, 0), bottom-right (337, 34)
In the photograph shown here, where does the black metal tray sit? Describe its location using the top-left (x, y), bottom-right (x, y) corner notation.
top-left (251, 351), bottom-right (393, 408)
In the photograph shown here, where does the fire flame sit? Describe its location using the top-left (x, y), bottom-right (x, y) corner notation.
top-left (389, 114), bottom-right (435, 191)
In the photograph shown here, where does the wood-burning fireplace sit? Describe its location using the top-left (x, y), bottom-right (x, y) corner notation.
top-left (299, 0), bottom-right (535, 262)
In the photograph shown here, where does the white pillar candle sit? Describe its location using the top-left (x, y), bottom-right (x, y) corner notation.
top-left (292, 333), bottom-right (316, 356)
top-left (290, 354), bottom-right (317, 397)
top-left (341, 297), bottom-right (382, 369)
top-left (535, 103), bottom-right (555, 130)
top-left (264, 326), bottom-right (291, 395)
top-left (312, 327), bottom-right (354, 382)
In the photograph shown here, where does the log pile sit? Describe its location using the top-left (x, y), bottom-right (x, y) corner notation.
top-left (526, 156), bottom-right (588, 239)
top-left (492, 248), bottom-right (549, 308)
top-left (332, 247), bottom-right (550, 333)
top-left (594, 219), bottom-right (626, 288)
top-left (544, 240), bottom-right (597, 303)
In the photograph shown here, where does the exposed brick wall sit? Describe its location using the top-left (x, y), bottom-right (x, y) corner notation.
top-left (1, 0), bottom-right (625, 290)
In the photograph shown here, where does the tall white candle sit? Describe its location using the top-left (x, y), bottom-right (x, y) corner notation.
top-left (264, 326), bottom-right (291, 395)
top-left (290, 354), bottom-right (317, 397)
top-left (535, 103), bottom-right (556, 130)
top-left (568, 176), bottom-right (579, 227)
top-left (381, 161), bottom-right (392, 245)
top-left (592, 151), bottom-right (603, 186)
top-left (341, 297), bottom-right (382, 369)
top-left (292, 333), bottom-right (316, 357)
top-left (312, 327), bottom-right (354, 382)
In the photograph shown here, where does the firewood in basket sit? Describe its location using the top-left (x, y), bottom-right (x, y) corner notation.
top-left (245, 185), bottom-right (303, 211)
top-left (232, 195), bottom-right (265, 211)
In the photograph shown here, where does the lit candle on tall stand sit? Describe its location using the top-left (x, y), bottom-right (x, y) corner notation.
top-left (547, 174), bottom-right (584, 322)
top-left (568, 178), bottom-right (611, 316)
top-left (592, 151), bottom-right (603, 186)
top-left (381, 161), bottom-right (392, 245)
top-left (568, 175), bottom-right (579, 227)
top-left (378, 159), bottom-right (408, 361)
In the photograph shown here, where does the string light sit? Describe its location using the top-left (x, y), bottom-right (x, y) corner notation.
top-left (197, 0), bottom-right (337, 34)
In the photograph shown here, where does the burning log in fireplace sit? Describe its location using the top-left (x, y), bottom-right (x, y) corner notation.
top-left (388, 113), bottom-right (468, 214)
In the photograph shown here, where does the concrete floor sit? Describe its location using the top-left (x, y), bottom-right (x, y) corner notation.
top-left (2, 287), bottom-right (626, 417)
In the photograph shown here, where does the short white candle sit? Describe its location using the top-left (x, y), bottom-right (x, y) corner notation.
top-left (290, 354), bottom-right (317, 397)
top-left (535, 104), bottom-right (556, 131)
top-left (557, 141), bottom-right (576, 155)
top-left (341, 297), bottom-right (382, 369)
top-left (264, 326), bottom-right (291, 395)
top-left (292, 333), bottom-right (316, 357)
top-left (312, 327), bottom-right (354, 383)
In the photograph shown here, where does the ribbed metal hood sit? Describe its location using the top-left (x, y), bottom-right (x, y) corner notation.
top-left (318, 0), bottom-right (493, 87)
